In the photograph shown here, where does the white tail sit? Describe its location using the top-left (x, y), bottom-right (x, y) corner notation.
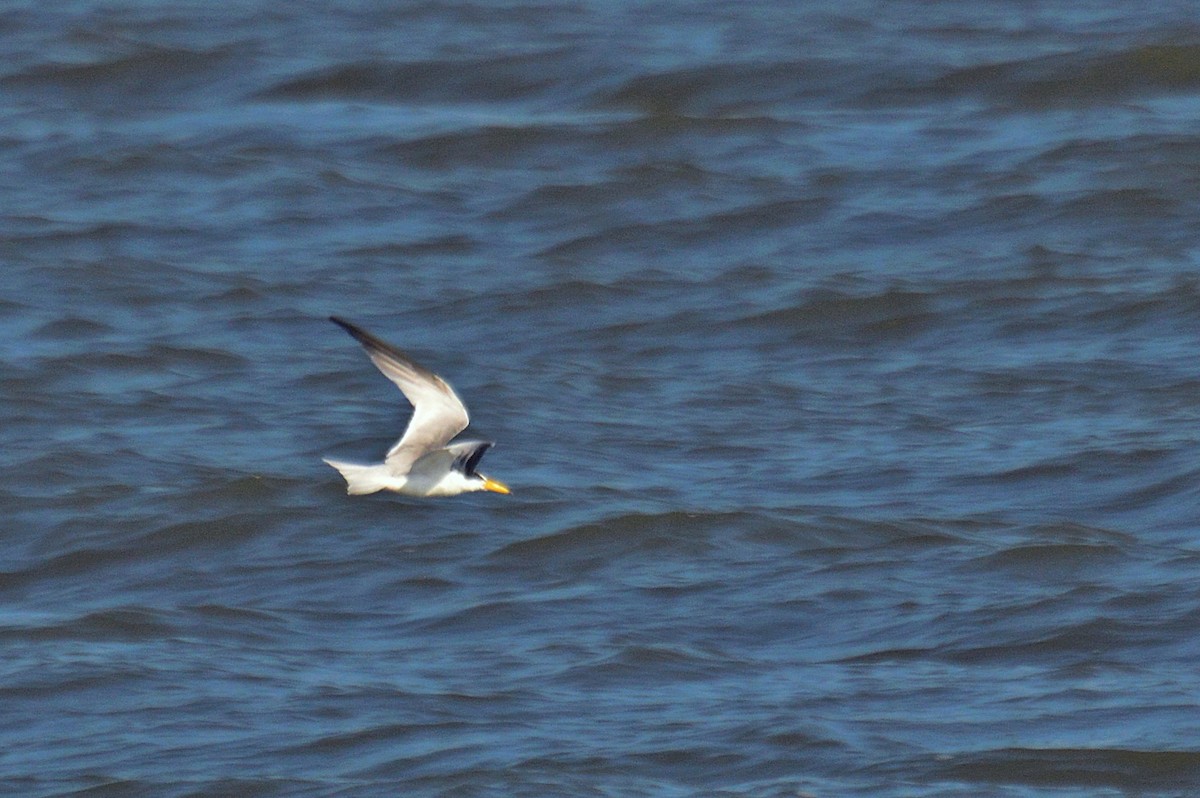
top-left (323, 459), bottom-right (393, 495)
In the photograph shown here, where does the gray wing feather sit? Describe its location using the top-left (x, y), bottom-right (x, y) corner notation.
top-left (330, 317), bottom-right (470, 472)
top-left (445, 440), bottom-right (493, 476)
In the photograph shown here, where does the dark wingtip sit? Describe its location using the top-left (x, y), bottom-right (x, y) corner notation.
top-left (329, 316), bottom-right (374, 346)
top-left (456, 441), bottom-right (495, 476)
top-left (328, 317), bottom-right (441, 381)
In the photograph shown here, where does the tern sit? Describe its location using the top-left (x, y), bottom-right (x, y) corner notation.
top-left (323, 317), bottom-right (510, 497)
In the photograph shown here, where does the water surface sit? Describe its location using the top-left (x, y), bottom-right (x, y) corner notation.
top-left (4, 1), bottom-right (1200, 796)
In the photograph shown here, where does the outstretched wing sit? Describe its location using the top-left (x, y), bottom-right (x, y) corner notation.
top-left (330, 317), bottom-right (469, 472)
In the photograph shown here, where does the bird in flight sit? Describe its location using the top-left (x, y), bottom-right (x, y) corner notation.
top-left (323, 317), bottom-right (510, 497)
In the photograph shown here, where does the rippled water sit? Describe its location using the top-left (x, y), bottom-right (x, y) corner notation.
top-left (5, 1), bottom-right (1200, 796)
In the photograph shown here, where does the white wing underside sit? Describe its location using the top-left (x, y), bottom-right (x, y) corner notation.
top-left (385, 389), bottom-right (469, 473)
top-left (331, 318), bottom-right (470, 474)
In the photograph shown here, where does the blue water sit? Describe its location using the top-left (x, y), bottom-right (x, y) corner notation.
top-left (4, 1), bottom-right (1200, 796)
